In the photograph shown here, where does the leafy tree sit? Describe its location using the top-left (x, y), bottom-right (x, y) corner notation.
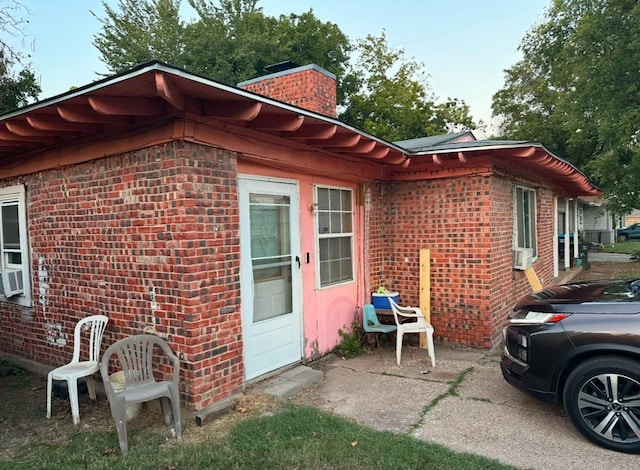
top-left (492, 0), bottom-right (640, 214)
top-left (93, 1), bottom-right (476, 139)
top-left (0, 1), bottom-right (40, 113)
top-left (93, 0), bottom-right (352, 93)
top-left (93, 0), bottom-right (187, 72)
top-left (340, 32), bottom-right (475, 141)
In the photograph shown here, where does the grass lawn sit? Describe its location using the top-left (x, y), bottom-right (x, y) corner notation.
top-left (0, 405), bottom-right (517, 470)
top-left (603, 240), bottom-right (640, 254)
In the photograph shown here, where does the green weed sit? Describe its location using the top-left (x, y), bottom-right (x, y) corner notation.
top-left (335, 322), bottom-right (366, 359)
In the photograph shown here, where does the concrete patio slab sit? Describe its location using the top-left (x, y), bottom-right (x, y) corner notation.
top-left (251, 344), bottom-right (640, 470)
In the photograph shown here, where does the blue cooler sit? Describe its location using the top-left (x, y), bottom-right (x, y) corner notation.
top-left (371, 292), bottom-right (399, 309)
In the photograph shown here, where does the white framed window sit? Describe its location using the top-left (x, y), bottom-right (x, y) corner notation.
top-left (315, 186), bottom-right (354, 288)
top-left (0, 184), bottom-right (31, 306)
top-left (513, 186), bottom-right (537, 257)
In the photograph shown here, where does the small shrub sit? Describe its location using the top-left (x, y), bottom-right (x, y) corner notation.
top-left (335, 322), bottom-right (366, 359)
top-left (631, 250), bottom-right (640, 262)
top-left (0, 360), bottom-right (30, 390)
top-left (0, 360), bottom-right (27, 377)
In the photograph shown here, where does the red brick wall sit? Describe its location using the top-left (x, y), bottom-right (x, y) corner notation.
top-left (0, 141), bottom-right (241, 411)
top-left (366, 173), bottom-right (557, 348)
top-left (364, 182), bottom-right (390, 291)
top-left (240, 66), bottom-right (337, 117)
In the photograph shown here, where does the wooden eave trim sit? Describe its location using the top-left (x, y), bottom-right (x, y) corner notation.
top-left (88, 96), bottom-right (166, 116)
top-left (247, 113), bottom-right (305, 132)
top-left (154, 71), bottom-right (185, 110)
top-left (0, 119), bottom-right (178, 179)
top-left (202, 101), bottom-right (263, 120)
top-left (56, 104), bottom-right (132, 124)
top-left (309, 133), bottom-right (361, 148)
top-left (284, 124), bottom-right (337, 140)
top-left (0, 68), bottom-right (410, 172)
top-left (5, 121), bottom-right (71, 138)
top-left (390, 165), bottom-right (495, 181)
top-left (187, 115), bottom-right (387, 181)
top-left (26, 115), bottom-right (100, 132)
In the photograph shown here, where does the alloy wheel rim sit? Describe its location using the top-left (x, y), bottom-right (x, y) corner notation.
top-left (578, 373), bottom-right (640, 444)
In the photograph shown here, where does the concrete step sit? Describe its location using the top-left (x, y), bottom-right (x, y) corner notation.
top-left (252, 365), bottom-right (323, 399)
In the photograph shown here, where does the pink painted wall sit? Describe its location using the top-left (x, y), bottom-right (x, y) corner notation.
top-left (238, 160), bottom-right (365, 360)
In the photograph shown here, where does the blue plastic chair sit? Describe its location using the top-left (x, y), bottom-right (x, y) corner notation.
top-left (362, 304), bottom-right (397, 352)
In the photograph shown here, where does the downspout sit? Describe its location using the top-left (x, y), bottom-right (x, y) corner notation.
top-left (553, 196), bottom-right (559, 279)
top-left (564, 199), bottom-right (571, 269)
top-left (572, 198), bottom-right (579, 259)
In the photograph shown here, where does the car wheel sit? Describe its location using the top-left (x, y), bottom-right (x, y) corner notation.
top-left (619, 234), bottom-right (629, 242)
top-left (563, 356), bottom-right (640, 453)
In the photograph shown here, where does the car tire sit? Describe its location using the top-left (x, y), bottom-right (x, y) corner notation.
top-left (563, 356), bottom-right (640, 453)
top-left (619, 234), bottom-right (629, 242)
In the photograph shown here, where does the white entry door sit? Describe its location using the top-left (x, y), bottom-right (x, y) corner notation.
top-left (239, 177), bottom-right (302, 380)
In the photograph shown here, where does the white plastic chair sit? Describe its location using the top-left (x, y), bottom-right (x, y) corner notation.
top-left (100, 334), bottom-right (181, 456)
top-left (46, 315), bottom-right (109, 425)
top-left (388, 297), bottom-right (436, 367)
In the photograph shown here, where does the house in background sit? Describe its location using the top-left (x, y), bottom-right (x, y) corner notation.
top-left (0, 61), bottom-right (600, 413)
top-left (623, 209), bottom-right (640, 227)
top-left (554, 196), bottom-right (614, 267)
top-left (578, 197), bottom-right (615, 245)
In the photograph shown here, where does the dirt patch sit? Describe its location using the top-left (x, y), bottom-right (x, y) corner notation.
top-left (0, 360), bottom-right (165, 458)
top-left (0, 359), bottom-right (289, 459)
top-left (572, 261), bottom-right (640, 282)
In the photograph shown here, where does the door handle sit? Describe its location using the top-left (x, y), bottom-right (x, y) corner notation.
top-left (295, 256), bottom-right (301, 268)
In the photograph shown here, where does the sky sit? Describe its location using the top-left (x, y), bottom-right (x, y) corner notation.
top-left (16, 0), bottom-right (550, 131)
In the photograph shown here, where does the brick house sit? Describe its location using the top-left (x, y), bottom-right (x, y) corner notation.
top-left (0, 61), bottom-right (600, 411)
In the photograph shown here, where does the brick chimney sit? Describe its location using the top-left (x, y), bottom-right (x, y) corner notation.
top-left (238, 61), bottom-right (337, 118)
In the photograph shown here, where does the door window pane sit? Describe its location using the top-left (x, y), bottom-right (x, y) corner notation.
top-left (249, 193), bottom-right (292, 321)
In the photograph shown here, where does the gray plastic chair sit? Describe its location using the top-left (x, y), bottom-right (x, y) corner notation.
top-left (100, 334), bottom-right (181, 456)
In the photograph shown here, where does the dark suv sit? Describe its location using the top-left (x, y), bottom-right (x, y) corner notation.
top-left (501, 279), bottom-right (640, 454)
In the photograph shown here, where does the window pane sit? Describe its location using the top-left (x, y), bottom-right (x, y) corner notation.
top-left (319, 238), bottom-right (329, 261)
top-left (330, 212), bottom-right (341, 233)
top-left (319, 259), bottom-right (330, 284)
top-left (340, 236), bottom-right (351, 255)
top-left (1, 204), bottom-right (20, 250)
top-left (514, 187), bottom-right (537, 256)
top-left (5, 252), bottom-right (21, 265)
top-left (317, 188), bottom-right (329, 210)
top-left (342, 212), bottom-right (352, 232)
top-left (318, 236), bottom-right (352, 287)
top-left (328, 260), bottom-right (340, 283)
top-left (328, 238), bottom-right (340, 258)
top-left (341, 190), bottom-right (352, 211)
top-left (249, 195), bottom-right (290, 258)
top-left (340, 258), bottom-right (353, 280)
top-left (528, 192), bottom-right (537, 254)
top-left (318, 212), bottom-right (330, 234)
top-left (330, 189), bottom-right (341, 210)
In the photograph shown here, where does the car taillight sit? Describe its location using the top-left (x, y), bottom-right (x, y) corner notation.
top-left (509, 311), bottom-right (571, 325)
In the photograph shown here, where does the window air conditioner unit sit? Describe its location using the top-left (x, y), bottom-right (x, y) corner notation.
top-left (0, 269), bottom-right (24, 297)
top-left (513, 248), bottom-right (533, 271)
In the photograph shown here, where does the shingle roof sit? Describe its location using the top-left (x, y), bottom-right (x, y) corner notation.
top-left (394, 131), bottom-right (475, 151)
